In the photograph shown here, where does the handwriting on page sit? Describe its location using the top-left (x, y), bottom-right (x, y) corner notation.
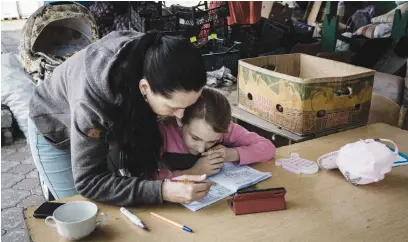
top-left (209, 163), bottom-right (270, 191)
top-left (182, 163), bottom-right (272, 211)
top-left (183, 183), bottom-right (234, 212)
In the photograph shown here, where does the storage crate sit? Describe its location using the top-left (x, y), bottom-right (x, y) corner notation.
top-left (292, 21), bottom-right (315, 44)
top-left (237, 54), bottom-right (375, 135)
top-left (179, 2), bottom-right (229, 26)
top-left (194, 20), bottom-right (228, 43)
top-left (201, 39), bottom-right (241, 75)
top-left (130, 1), bottom-right (228, 33)
top-left (130, 1), bottom-right (163, 32)
top-left (131, 1), bottom-right (162, 16)
top-left (143, 13), bottom-right (181, 32)
top-left (260, 19), bottom-right (292, 54)
top-left (230, 23), bottom-right (262, 58)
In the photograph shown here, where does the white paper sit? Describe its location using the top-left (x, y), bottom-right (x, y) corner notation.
top-left (209, 163), bottom-right (271, 191)
top-left (183, 183), bottom-right (234, 212)
top-left (182, 163), bottom-right (272, 211)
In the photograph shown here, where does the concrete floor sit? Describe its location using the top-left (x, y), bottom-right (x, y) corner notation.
top-left (1, 20), bottom-right (41, 242)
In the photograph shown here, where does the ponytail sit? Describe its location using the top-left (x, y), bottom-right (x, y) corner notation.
top-left (108, 31), bottom-right (206, 178)
top-left (109, 32), bottom-right (164, 178)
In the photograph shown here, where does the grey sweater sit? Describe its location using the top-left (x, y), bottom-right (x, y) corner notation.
top-left (29, 31), bottom-right (163, 206)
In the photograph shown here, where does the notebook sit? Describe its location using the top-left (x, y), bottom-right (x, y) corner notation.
top-left (183, 163), bottom-right (272, 211)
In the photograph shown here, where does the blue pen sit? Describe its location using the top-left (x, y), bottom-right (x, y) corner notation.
top-left (150, 212), bottom-right (193, 233)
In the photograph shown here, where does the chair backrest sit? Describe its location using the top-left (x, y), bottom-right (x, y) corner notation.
top-left (368, 92), bottom-right (400, 126)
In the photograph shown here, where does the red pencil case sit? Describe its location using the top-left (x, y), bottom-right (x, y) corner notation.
top-left (227, 187), bottom-right (287, 215)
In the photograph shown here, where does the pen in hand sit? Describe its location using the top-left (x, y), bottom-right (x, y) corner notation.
top-left (168, 179), bottom-right (214, 184)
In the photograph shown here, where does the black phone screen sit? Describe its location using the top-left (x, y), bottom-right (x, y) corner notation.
top-left (33, 202), bottom-right (65, 218)
top-left (236, 187), bottom-right (285, 194)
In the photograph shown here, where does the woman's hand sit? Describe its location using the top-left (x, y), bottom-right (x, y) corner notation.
top-left (161, 175), bottom-right (214, 204)
top-left (202, 144), bottom-right (240, 162)
top-left (183, 152), bottom-right (225, 176)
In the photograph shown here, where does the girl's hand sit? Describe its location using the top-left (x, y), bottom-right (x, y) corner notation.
top-left (202, 144), bottom-right (240, 162)
top-left (161, 175), bottom-right (214, 204)
top-left (183, 153), bottom-right (224, 176)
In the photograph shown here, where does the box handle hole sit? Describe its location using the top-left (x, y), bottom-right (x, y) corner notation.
top-left (261, 64), bottom-right (276, 71)
top-left (334, 87), bottom-right (352, 96)
top-left (247, 93), bottom-right (253, 100)
top-left (316, 110), bottom-right (326, 118)
top-left (276, 104), bottom-right (283, 112)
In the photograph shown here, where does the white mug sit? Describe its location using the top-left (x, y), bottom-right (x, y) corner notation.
top-left (45, 201), bottom-right (107, 240)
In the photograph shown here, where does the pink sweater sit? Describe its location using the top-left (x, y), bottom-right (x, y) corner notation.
top-left (156, 122), bottom-right (276, 179)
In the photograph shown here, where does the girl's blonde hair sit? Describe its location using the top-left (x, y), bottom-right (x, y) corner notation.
top-left (182, 88), bottom-right (231, 133)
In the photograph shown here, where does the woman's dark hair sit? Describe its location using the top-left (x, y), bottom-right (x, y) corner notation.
top-left (182, 88), bottom-right (232, 133)
top-left (109, 31), bottom-right (206, 178)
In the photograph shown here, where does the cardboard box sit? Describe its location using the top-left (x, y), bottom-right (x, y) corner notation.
top-left (237, 54), bottom-right (375, 135)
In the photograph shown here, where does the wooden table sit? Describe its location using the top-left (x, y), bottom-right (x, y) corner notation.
top-left (25, 123), bottom-right (408, 242)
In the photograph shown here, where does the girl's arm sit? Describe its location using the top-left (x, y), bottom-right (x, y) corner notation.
top-left (155, 169), bottom-right (183, 180)
top-left (156, 123), bottom-right (184, 180)
top-left (222, 123), bottom-right (276, 165)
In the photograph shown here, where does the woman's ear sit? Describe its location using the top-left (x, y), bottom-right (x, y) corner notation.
top-left (139, 79), bottom-right (150, 96)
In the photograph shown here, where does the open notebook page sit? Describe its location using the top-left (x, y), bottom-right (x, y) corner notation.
top-left (183, 163), bottom-right (272, 211)
top-left (208, 163), bottom-right (272, 191)
top-left (183, 183), bottom-right (235, 211)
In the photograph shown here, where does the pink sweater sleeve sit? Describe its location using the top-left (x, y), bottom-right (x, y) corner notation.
top-left (222, 123), bottom-right (276, 165)
top-left (155, 169), bottom-right (183, 180)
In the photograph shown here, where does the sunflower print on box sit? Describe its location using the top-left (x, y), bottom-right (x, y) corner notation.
top-left (237, 55), bottom-right (375, 135)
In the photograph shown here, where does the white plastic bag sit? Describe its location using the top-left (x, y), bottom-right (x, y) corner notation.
top-left (318, 139), bottom-right (398, 185)
top-left (336, 139), bottom-right (398, 185)
top-left (1, 53), bottom-right (35, 138)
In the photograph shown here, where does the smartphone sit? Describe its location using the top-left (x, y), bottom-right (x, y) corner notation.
top-left (33, 202), bottom-right (65, 218)
top-left (236, 187), bottom-right (285, 194)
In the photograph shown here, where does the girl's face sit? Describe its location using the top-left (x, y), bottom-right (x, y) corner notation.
top-left (181, 118), bottom-right (223, 155)
top-left (140, 79), bottom-right (202, 119)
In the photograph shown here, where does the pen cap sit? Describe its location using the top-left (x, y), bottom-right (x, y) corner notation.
top-left (120, 207), bottom-right (135, 219)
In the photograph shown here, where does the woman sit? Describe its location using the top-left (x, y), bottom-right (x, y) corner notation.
top-left (27, 31), bottom-right (213, 206)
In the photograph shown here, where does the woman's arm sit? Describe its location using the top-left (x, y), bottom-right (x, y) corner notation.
top-left (71, 100), bottom-right (164, 206)
top-left (222, 123), bottom-right (276, 165)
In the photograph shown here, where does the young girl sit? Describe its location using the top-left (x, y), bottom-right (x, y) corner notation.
top-left (157, 88), bottom-right (276, 179)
